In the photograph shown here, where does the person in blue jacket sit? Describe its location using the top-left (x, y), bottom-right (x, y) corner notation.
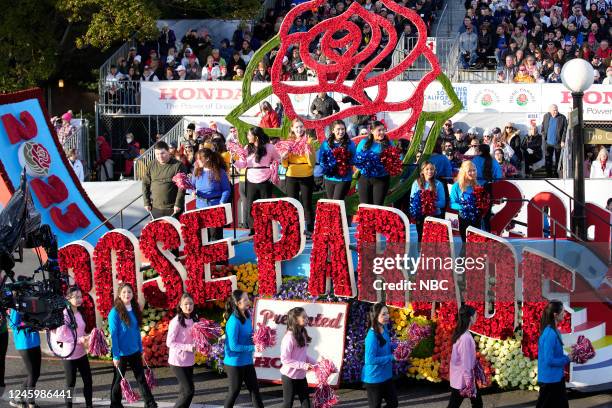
top-left (191, 148), bottom-right (232, 242)
top-left (362, 302), bottom-right (398, 408)
top-left (428, 139), bottom-right (453, 219)
top-left (536, 300), bottom-right (570, 408)
top-left (109, 283), bottom-right (157, 408)
top-left (355, 121), bottom-right (393, 206)
top-left (450, 161), bottom-right (481, 242)
top-left (8, 309), bottom-right (41, 408)
top-left (223, 290), bottom-right (263, 408)
top-left (470, 144), bottom-right (501, 232)
top-left (409, 161), bottom-right (447, 241)
top-left (318, 119), bottom-right (356, 201)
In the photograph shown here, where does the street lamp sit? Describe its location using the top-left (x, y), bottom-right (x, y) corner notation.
top-left (560, 58), bottom-right (594, 241)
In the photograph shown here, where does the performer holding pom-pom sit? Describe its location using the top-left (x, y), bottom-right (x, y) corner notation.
top-left (318, 120), bottom-right (356, 202)
top-left (280, 307), bottom-right (317, 408)
top-left (354, 121), bottom-right (395, 206)
top-left (109, 283), bottom-right (157, 408)
top-left (362, 303), bottom-right (398, 408)
top-left (55, 286), bottom-right (93, 408)
top-left (409, 161), bottom-right (446, 241)
top-left (447, 305), bottom-right (482, 408)
top-left (536, 300), bottom-right (571, 408)
top-left (166, 293), bottom-right (198, 408)
top-left (233, 127), bottom-right (281, 234)
top-left (281, 119), bottom-right (316, 232)
top-left (450, 161), bottom-right (482, 242)
top-left (224, 290), bottom-right (264, 408)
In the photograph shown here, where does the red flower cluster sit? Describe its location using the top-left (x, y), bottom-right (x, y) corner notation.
top-left (380, 146), bottom-right (402, 176)
top-left (180, 208), bottom-right (233, 305)
top-left (432, 302), bottom-right (458, 380)
top-left (58, 244), bottom-right (96, 331)
top-left (465, 233), bottom-right (515, 339)
top-left (93, 232), bottom-right (138, 318)
top-left (309, 202), bottom-right (355, 297)
top-left (332, 147), bottom-right (351, 177)
top-left (413, 220), bottom-right (454, 304)
top-left (252, 200), bottom-right (303, 296)
top-left (520, 251), bottom-right (572, 358)
top-left (140, 220), bottom-right (184, 309)
top-left (356, 206), bottom-right (407, 307)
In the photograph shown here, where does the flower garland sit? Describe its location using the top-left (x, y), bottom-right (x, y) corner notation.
top-left (252, 200), bottom-right (303, 296)
top-left (58, 244), bottom-right (96, 331)
top-left (180, 208), bottom-right (233, 305)
top-left (379, 146), bottom-right (402, 176)
top-left (309, 202), bottom-right (355, 298)
top-left (93, 232), bottom-right (138, 318)
top-left (354, 149), bottom-right (385, 178)
top-left (140, 220), bottom-right (184, 310)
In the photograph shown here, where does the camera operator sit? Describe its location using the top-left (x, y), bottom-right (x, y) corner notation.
top-left (8, 309), bottom-right (41, 408)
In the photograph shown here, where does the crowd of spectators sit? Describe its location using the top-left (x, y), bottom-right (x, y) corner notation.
top-left (103, 0), bottom-right (444, 100)
top-left (457, 1), bottom-right (612, 83)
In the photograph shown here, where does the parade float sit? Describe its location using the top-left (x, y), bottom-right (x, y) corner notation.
top-left (0, 0), bottom-right (610, 393)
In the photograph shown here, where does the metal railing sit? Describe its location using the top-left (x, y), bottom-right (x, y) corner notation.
top-left (81, 193), bottom-right (150, 241)
top-left (99, 39), bottom-right (137, 84)
top-left (62, 120), bottom-right (91, 174)
top-left (133, 118), bottom-right (190, 180)
top-left (391, 35), bottom-right (459, 81)
top-left (98, 79), bottom-right (141, 115)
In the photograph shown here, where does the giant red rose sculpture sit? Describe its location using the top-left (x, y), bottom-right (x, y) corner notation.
top-left (271, 0), bottom-right (440, 140)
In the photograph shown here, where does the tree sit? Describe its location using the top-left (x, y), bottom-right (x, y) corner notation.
top-left (0, 0), bottom-right (260, 92)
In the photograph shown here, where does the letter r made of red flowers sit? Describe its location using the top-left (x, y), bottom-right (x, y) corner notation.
top-left (271, 0), bottom-right (441, 139)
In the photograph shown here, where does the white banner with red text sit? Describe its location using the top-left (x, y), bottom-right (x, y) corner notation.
top-left (252, 299), bottom-right (348, 386)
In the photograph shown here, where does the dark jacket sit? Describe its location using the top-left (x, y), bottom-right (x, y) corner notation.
top-left (541, 112), bottom-right (568, 147)
top-left (142, 157), bottom-right (187, 210)
top-left (310, 95), bottom-right (340, 119)
top-left (521, 133), bottom-right (543, 161)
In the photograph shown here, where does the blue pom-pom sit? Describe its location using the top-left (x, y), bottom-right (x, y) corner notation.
top-left (320, 148), bottom-right (337, 178)
top-left (354, 149), bottom-right (384, 178)
top-left (409, 190), bottom-right (422, 220)
top-left (459, 191), bottom-right (480, 222)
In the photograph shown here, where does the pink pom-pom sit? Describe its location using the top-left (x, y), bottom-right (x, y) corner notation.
top-left (393, 340), bottom-right (415, 361)
top-left (172, 173), bottom-right (195, 190)
top-left (227, 140), bottom-right (248, 161)
top-left (253, 324), bottom-right (276, 352)
top-left (192, 319), bottom-right (222, 355)
top-left (313, 358), bottom-right (339, 408)
top-left (570, 335), bottom-right (596, 364)
top-left (87, 328), bottom-right (109, 357)
top-left (269, 161), bottom-right (280, 185)
top-left (118, 369), bottom-right (140, 403)
top-left (275, 138), bottom-right (312, 157)
top-left (145, 366), bottom-right (157, 390)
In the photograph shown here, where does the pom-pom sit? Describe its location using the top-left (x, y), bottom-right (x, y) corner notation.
top-left (354, 149), bottom-right (385, 178)
top-left (313, 358), bottom-right (339, 408)
top-left (87, 328), bottom-right (109, 357)
top-left (459, 191), bottom-right (480, 222)
top-left (275, 137), bottom-right (312, 157)
top-left (460, 379), bottom-right (476, 398)
top-left (380, 146), bottom-right (402, 176)
top-left (409, 189), bottom-right (423, 221)
top-left (473, 186), bottom-right (491, 215)
top-left (474, 358), bottom-right (489, 388)
top-left (253, 323), bottom-right (276, 352)
top-left (409, 190), bottom-right (438, 222)
top-left (227, 140), bottom-right (248, 161)
top-left (270, 161), bottom-right (280, 185)
top-left (570, 335), bottom-right (596, 364)
top-left (192, 319), bottom-right (223, 355)
top-left (118, 368), bottom-right (141, 403)
top-left (144, 359), bottom-right (157, 390)
top-left (321, 147), bottom-right (352, 178)
top-left (172, 172), bottom-right (195, 191)
top-left (320, 148), bottom-right (338, 178)
top-left (393, 340), bottom-right (415, 361)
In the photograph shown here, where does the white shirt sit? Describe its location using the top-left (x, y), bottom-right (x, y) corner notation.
top-left (70, 159), bottom-right (85, 182)
top-left (590, 160), bottom-right (612, 178)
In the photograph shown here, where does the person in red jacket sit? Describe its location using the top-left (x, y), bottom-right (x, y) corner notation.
top-left (95, 136), bottom-right (114, 181)
top-left (259, 101), bottom-right (279, 129)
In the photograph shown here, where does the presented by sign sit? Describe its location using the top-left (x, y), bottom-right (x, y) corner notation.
top-left (252, 299), bottom-right (349, 386)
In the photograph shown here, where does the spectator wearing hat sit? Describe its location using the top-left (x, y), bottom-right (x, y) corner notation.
top-left (176, 65), bottom-right (187, 80)
top-left (602, 67), bottom-right (612, 85)
top-left (441, 120), bottom-right (454, 142)
top-left (67, 148), bottom-right (85, 182)
top-left (541, 104), bottom-right (567, 178)
top-left (459, 24), bottom-right (478, 68)
top-left (521, 124), bottom-right (543, 176)
top-left (142, 65), bottom-right (159, 82)
top-left (502, 122), bottom-right (522, 168)
top-left (143, 141), bottom-right (188, 219)
top-left (201, 55), bottom-right (221, 81)
top-left (482, 129), bottom-right (495, 150)
top-left (95, 136), bottom-right (114, 181)
top-left (123, 133), bottom-right (140, 177)
top-left (55, 111), bottom-right (76, 147)
top-left (180, 47), bottom-right (198, 68)
top-left (452, 128), bottom-right (470, 154)
top-left (180, 123), bottom-right (199, 151)
top-left (291, 62), bottom-right (308, 81)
